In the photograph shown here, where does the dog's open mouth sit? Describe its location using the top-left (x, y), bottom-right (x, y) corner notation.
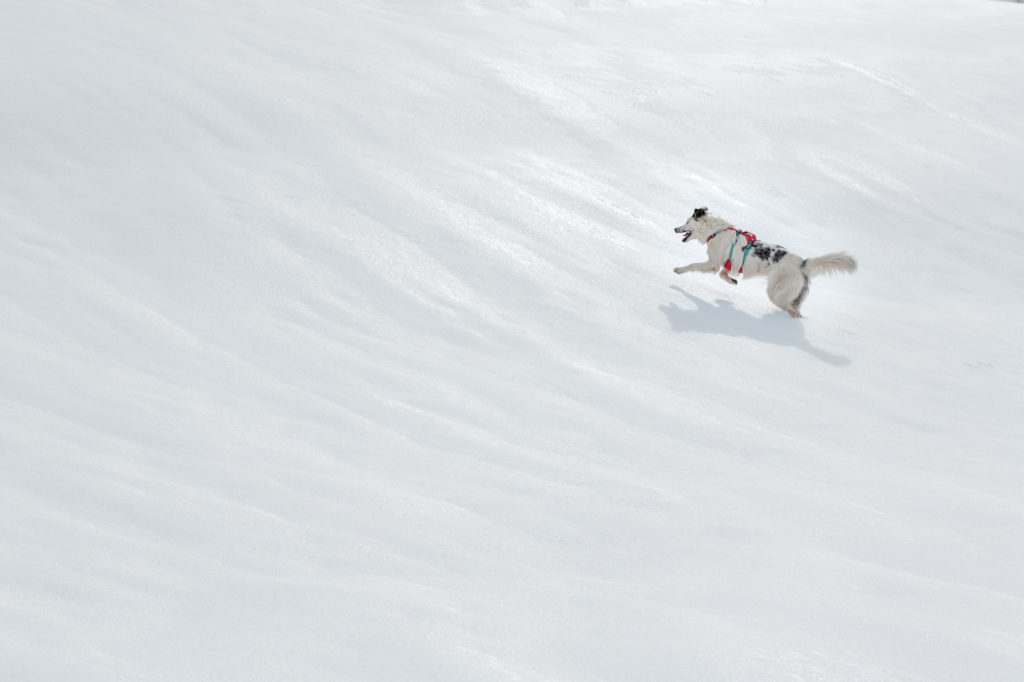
top-left (674, 225), bottom-right (692, 241)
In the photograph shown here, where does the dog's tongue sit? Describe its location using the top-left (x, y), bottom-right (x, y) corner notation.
top-left (680, 230), bottom-right (693, 242)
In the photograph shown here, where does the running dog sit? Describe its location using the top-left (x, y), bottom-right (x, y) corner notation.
top-left (673, 207), bottom-right (856, 318)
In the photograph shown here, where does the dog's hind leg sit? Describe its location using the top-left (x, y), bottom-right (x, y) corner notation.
top-left (788, 275), bottom-right (809, 318)
top-left (767, 267), bottom-right (807, 317)
top-left (674, 260), bottom-right (717, 275)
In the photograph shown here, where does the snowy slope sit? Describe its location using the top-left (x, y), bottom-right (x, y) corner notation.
top-left (3, 0), bottom-right (1024, 680)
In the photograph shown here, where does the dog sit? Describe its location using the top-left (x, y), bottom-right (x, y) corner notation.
top-left (673, 207), bottom-right (856, 318)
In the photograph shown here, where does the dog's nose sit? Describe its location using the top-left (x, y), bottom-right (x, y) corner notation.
top-left (674, 225), bottom-right (687, 233)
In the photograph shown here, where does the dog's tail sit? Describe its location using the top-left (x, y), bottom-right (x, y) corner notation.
top-left (801, 252), bottom-right (857, 279)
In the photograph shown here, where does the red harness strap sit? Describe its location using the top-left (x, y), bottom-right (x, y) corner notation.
top-left (708, 227), bottom-right (758, 272)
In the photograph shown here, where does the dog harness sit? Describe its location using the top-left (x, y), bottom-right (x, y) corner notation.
top-left (707, 227), bottom-right (758, 274)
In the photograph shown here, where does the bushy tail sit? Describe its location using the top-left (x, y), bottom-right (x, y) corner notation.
top-left (801, 252), bottom-right (857, 279)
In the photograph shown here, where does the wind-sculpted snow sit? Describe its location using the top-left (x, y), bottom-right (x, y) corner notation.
top-left (2, 0), bottom-right (1023, 680)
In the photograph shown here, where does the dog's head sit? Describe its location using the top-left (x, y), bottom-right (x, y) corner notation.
top-left (674, 207), bottom-right (709, 242)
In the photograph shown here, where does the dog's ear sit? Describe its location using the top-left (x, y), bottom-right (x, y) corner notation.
top-left (693, 207), bottom-right (708, 219)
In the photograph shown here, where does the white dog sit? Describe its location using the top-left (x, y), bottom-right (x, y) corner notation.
top-left (673, 207), bottom-right (856, 318)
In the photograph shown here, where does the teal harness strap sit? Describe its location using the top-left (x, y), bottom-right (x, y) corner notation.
top-left (705, 229), bottom-right (726, 243)
top-left (738, 239), bottom-right (756, 273)
top-left (724, 232), bottom-right (741, 271)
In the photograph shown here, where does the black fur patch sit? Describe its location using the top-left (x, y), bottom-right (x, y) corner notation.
top-left (752, 245), bottom-right (772, 261)
top-left (772, 249), bottom-right (788, 263)
top-left (693, 207), bottom-right (708, 219)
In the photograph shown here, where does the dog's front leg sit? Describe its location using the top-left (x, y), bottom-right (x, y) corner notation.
top-left (718, 267), bottom-right (738, 285)
top-left (673, 260), bottom-right (717, 275)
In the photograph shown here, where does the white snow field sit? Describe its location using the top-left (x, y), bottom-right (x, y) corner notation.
top-left (3, 0), bottom-right (1024, 679)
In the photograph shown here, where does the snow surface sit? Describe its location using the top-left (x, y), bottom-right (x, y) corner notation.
top-left (3, 0), bottom-right (1024, 679)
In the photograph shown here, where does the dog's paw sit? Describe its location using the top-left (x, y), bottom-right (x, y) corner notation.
top-left (673, 267), bottom-right (686, 274)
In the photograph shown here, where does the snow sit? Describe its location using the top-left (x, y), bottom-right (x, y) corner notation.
top-left (2, 0), bottom-right (1024, 679)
